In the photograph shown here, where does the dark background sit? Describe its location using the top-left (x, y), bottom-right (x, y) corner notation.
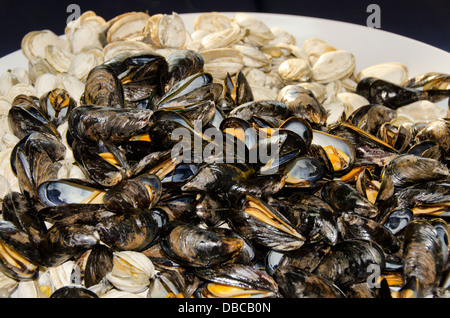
top-left (0, 0), bottom-right (449, 57)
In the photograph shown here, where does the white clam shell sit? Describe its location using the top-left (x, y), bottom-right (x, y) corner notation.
top-left (34, 73), bottom-right (58, 97)
top-left (233, 44), bottom-right (271, 68)
top-left (278, 58), bottom-right (311, 83)
top-left (106, 251), bottom-right (155, 293)
top-left (0, 270), bottom-right (19, 298)
top-left (336, 91), bottom-right (370, 116)
top-left (21, 30), bottom-right (70, 62)
top-left (102, 40), bottom-right (155, 62)
top-left (70, 23), bottom-right (104, 54)
top-left (107, 12), bottom-right (150, 43)
top-left (233, 12), bottom-right (274, 46)
top-left (5, 83), bottom-right (37, 103)
top-left (0, 98), bottom-right (11, 116)
top-left (356, 62), bottom-right (409, 85)
top-left (56, 73), bottom-right (85, 104)
top-left (67, 52), bottom-right (100, 82)
top-left (193, 12), bottom-right (233, 32)
top-left (200, 22), bottom-right (245, 50)
top-left (395, 100), bottom-right (447, 124)
top-left (45, 45), bottom-right (74, 73)
top-left (312, 50), bottom-right (356, 83)
top-left (145, 12), bottom-right (186, 49)
top-left (303, 37), bottom-right (336, 62)
top-left (48, 260), bottom-right (75, 290)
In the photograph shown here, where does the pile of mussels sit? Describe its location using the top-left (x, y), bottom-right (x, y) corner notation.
top-left (0, 13), bottom-right (450, 299)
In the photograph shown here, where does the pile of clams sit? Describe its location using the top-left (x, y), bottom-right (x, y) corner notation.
top-left (0, 11), bottom-right (449, 298)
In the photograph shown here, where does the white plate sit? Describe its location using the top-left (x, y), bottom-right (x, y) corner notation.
top-left (0, 12), bottom-right (449, 79)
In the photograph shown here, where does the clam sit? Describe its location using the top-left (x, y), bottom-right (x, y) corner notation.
top-left (193, 12), bottom-right (233, 32)
top-left (200, 22), bottom-right (245, 50)
top-left (106, 12), bottom-right (150, 43)
top-left (356, 62), bottom-right (409, 86)
top-left (311, 50), bottom-right (356, 83)
top-left (278, 58), bottom-right (312, 83)
top-left (144, 12), bottom-right (187, 49)
top-left (44, 45), bottom-right (74, 74)
top-left (21, 30), bottom-right (70, 62)
top-left (106, 250), bottom-right (155, 293)
top-left (233, 12), bottom-right (274, 47)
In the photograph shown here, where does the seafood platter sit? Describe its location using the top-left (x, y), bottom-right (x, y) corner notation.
top-left (0, 11), bottom-right (448, 298)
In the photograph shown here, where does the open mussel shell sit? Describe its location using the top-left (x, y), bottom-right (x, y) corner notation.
top-left (311, 129), bottom-right (355, 177)
top-left (278, 116), bottom-right (313, 149)
top-left (103, 173), bottom-right (162, 213)
top-left (10, 131), bottom-right (66, 176)
top-left (413, 118), bottom-right (450, 154)
top-left (37, 178), bottom-right (106, 207)
top-left (220, 116), bottom-right (258, 151)
top-left (161, 100), bottom-right (217, 128)
top-left (39, 88), bottom-right (77, 127)
top-left (377, 123), bottom-right (412, 153)
top-left (0, 220), bottom-right (42, 279)
top-left (282, 156), bottom-right (324, 188)
top-left (156, 72), bottom-right (214, 107)
top-left (72, 140), bottom-right (128, 188)
top-left (165, 49), bottom-right (205, 91)
top-left (407, 140), bottom-right (446, 161)
top-left (148, 109), bottom-right (217, 152)
top-left (159, 221), bottom-right (244, 267)
top-left (148, 269), bottom-right (196, 298)
top-left (321, 179), bottom-right (379, 219)
top-left (269, 196), bottom-right (338, 245)
top-left (277, 85), bottom-right (327, 126)
top-left (222, 71), bottom-right (254, 108)
top-left (13, 136), bottom-right (61, 200)
top-left (274, 265), bottom-right (345, 298)
top-left (76, 244), bottom-right (114, 288)
top-left (313, 239), bottom-right (386, 287)
top-left (395, 181), bottom-right (450, 217)
top-left (8, 100), bottom-right (60, 140)
top-left (227, 195), bottom-right (305, 251)
top-left (194, 263), bottom-right (278, 298)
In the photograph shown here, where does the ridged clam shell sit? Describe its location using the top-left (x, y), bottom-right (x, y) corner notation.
top-left (106, 251), bottom-right (155, 293)
top-left (21, 30), bottom-right (70, 62)
top-left (144, 12), bottom-right (186, 49)
top-left (312, 50), bottom-right (356, 83)
top-left (106, 12), bottom-right (150, 43)
top-left (356, 62), bottom-right (409, 86)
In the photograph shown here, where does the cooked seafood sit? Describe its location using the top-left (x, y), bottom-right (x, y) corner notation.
top-left (0, 10), bottom-right (448, 299)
